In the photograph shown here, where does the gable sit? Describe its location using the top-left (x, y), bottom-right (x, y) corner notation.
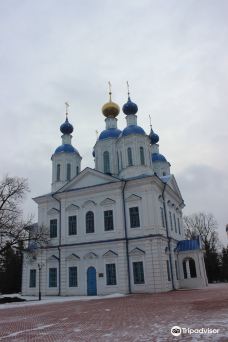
top-left (66, 204), bottom-right (80, 211)
top-left (129, 247), bottom-right (145, 256)
top-left (59, 167), bottom-right (120, 192)
top-left (103, 250), bottom-right (118, 258)
top-left (66, 253), bottom-right (80, 261)
top-left (100, 198), bottom-right (116, 206)
top-left (125, 194), bottom-right (142, 202)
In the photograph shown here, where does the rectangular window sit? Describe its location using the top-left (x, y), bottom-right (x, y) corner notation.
top-left (68, 215), bottom-right (77, 235)
top-left (166, 260), bottom-right (171, 281)
top-left (67, 163), bottom-right (71, 181)
top-left (129, 207), bottom-right (140, 228)
top-left (169, 211), bottom-right (173, 231)
top-left (50, 219), bottom-right (57, 238)
top-left (160, 207), bottom-right (165, 227)
top-left (69, 267), bottom-right (77, 287)
top-left (29, 269), bottom-right (36, 288)
top-left (106, 264), bottom-right (117, 285)
top-left (177, 217), bottom-right (181, 234)
top-left (49, 268), bottom-right (57, 287)
top-left (104, 210), bottom-right (114, 231)
top-left (133, 261), bottom-right (145, 284)
top-left (173, 214), bottom-right (177, 233)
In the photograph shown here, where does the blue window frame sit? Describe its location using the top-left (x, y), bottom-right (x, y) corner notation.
top-left (133, 261), bottom-right (144, 284)
top-left (127, 147), bottom-right (133, 166)
top-left (86, 211), bottom-right (94, 233)
top-left (103, 151), bottom-right (110, 174)
top-left (49, 268), bottom-right (57, 287)
top-left (29, 269), bottom-right (36, 288)
top-left (129, 207), bottom-right (140, 228)
top-left (69, 267), bottom-right (77, 287)
top-left (106, 264), bottom-right (117, 285)
top-left (50, 219), bottom-right (57, 238)
top-left (104, 210), bottom-right (114, 231)
top-left (68, 215), bottom-right (77, 235)
top-left (140, 147), bottom-right (145, 165)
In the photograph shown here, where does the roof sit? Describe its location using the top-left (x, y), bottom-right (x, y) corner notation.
top-left (176, 239), bottom-right (200, 252)
top-left (99, 128), bottom-right (122, 140)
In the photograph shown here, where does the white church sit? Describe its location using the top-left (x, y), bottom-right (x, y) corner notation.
top-left (22, 87), bottom-right (208, 296)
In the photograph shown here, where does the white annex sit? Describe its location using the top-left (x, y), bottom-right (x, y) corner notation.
top-left (22, 90), bottom-right (208, 296)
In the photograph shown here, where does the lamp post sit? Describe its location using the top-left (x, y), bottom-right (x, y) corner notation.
top-left (38, 263), bottom-right (43, 301)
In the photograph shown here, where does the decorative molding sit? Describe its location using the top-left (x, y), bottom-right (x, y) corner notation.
top-left (66, 253), bottom-right (80, 261)
top-left (84, 252), bottom-right (98, 259)
top-left (82, 200), bottom-right (97, 208)
top-left (129, 247), bottom-right (145, 256)
top-left (125, 194), bottom-right (142, 203)
top-left (47, 208), bottom-right (59, 216)
top-left (100, 198), bottom-right (116, 206)
top-left (47, 254), bottom-right (59, 262)
top-left (66, 204), bottom-right (80, 211)
top-left (103, 250), bottom-right (118, 258)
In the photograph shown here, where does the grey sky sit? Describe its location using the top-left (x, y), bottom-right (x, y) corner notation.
top-left (1, 0), bottom-right (227, 244)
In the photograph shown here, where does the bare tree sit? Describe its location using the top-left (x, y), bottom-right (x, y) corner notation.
top-left (0, 176), bottom-right (48, 256)
top-left (183, 212), bottom-right (221, 282)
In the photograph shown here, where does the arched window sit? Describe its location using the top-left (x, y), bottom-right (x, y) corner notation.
top-left (183, 258), bottom-right (197, 279)
top-left (67, 163), bottom-right (71, 181)
top-left (127, 147), bottom-right (133, 166)
top-left (140, 147), bottom-right (145, 165)
top-left (57, 164), bottom-right (61, 181)
top-left (117, 152), bottom-right (120, 172)
top-left (86, 211), bottom-right (94, 233)
top-left (103, 151), bottom-right (110, 174)
top-left (76, 166), bottom-right (79, 176)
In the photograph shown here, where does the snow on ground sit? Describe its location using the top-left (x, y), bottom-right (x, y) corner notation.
top-left (0, 293), bottom-right (126, 310)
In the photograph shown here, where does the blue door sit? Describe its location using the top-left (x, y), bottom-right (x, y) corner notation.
top-left (87, 267), bottom-right (97, 296)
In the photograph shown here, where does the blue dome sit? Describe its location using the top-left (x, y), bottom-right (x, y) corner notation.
top-left (152, 153), bottom-right (167, 162)
top-left (99, 128), bottom-right (122, 140)
top-left (122, 97), bottom-right (138, 115)
top-left (60, 118), bottom-right (74, 135)
top-left (150, 132), bottom-right (159, 144)
top-left (54, 144), bottom-right (79, 155)
top-left (121, 125), bottom-right (145, 137)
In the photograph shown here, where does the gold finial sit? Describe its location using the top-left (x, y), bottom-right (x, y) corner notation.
top-left (65, 102), bottom-right (70, 118)
top-left (108, 81), bottom-right (112, 101)
top-left (149, 115), bottom-right (152, 130)
top-left (127, 81), bottom-right (130, 98)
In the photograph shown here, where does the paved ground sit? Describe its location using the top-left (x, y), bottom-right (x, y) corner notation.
top-left (0, 284), bottom-right (227, 342)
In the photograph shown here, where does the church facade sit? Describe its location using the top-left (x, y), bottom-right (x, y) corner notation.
top-left (22, 89), bottom-right (208, 296)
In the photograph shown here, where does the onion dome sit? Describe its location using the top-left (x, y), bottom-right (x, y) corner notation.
top-left (121, 125), bottom-right (145, 137)
top-left (102, 82), bottom-right (120, 118)
top-left (152, 153), bottom-right (167, 162)
top-left (149, 128), bottom-right (159, 144)
top-left (122, 97), bottom-right (138, 115)
top-left (99, 128), bottom-right (122, 140)
top-left (60, 117), bottom-right (74, 135)
top-left (54, 144), bottom-right (79, 155)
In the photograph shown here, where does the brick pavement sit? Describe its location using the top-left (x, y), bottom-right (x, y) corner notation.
top-left (0, 284), bottom-right (227, 342)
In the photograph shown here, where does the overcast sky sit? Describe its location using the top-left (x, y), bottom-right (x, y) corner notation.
top-left (0, 0), bottom-right (227, 244)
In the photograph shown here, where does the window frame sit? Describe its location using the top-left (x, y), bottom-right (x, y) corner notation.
top-left (133, 261), bottom-right (145, 284)
top-left (56, 164), bottom-right (61, 181)
top-left (129, 206), bottom-right (140, 228)
top-left (104, 210), bottom-right (114, 231)
top-left (127, 147), bottom-right (133, 166)
top-left (49, 267), bottom-right (57, 288)
top-left (86, 211), bottom-right (95, 233)
top-left (160, 207), bottom-right (165, 227)
top-left (68, 215), bottom-right (77, 235)
top-left (29, 269), bottom-right (36, 288)
top-left (140, 146), bottom-right (145, 165)
top-left (69, 266), bottom-right (78, 287)
top-left (106, 263), bottom-right (117, 285)
top-left (103, 151), bottom-right (110, 174)
top-left (67, 163), bottom-right (71, 181)
top-left (50, 219), bottom-right (57, 238)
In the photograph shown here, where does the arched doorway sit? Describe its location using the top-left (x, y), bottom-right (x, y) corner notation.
top-left (87, 266), bottom-right (97, 296)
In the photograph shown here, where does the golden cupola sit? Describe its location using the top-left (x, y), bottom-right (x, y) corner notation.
top-left (102, 82), bottom-right (120, 118)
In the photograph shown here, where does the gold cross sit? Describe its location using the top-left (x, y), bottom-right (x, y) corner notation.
top-left (108, 81), bottom-right (112, 101)
top-left (127, 81), bottom-right (130, 97)
top-left (149, 115), bottom-right (152, 129)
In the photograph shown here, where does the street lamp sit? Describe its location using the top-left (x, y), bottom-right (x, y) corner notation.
top-left (38, 263), bottom-right (42, 301)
